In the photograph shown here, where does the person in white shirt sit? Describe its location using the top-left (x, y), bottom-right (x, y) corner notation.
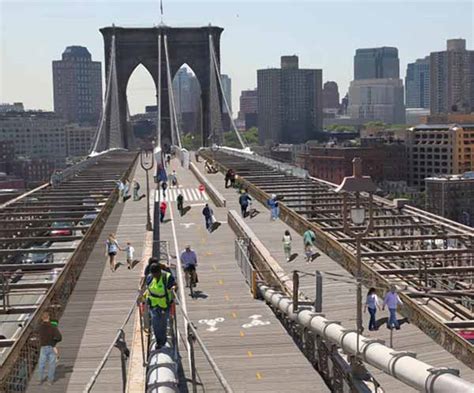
top-left (382, 285), bottom-right (403, 329)
top-left (125, 242), bottom-right (135, 270)
top-left (364, 288), bottom-right (381, 331)
top-left (282, 230), bottom-right (292, 262)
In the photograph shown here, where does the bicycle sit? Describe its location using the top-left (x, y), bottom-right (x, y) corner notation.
top-left (184, 266), bottom-right (198, 298)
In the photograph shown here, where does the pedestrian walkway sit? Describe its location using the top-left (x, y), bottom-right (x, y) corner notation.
top-left (159, 159), bottom-right (328, 392)
top-left (26, 164), bottom-right (150, 393)
top-left (193, 156), bottom-right (474, 392)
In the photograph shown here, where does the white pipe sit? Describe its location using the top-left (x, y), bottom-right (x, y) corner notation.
top-left (259, 285), bottom-right (474, 393)
top-left (147, 339), bottom-right (178, 393)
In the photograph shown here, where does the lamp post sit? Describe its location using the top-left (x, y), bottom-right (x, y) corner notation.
top-left (140, 149), bottom-right (154, 232)
top-left (336, 157), bottom-right (376, 356)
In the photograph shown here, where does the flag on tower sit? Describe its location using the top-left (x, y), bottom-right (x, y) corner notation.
top-left (160, 0), bottom-right (163, 15)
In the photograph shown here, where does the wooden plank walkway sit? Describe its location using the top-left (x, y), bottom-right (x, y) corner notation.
top-left (193, 157), bottom-right (474, 392)
top-left (160, 159), bottom-right (328, 392)
top-left (26, 165), bottom-right (149, 393)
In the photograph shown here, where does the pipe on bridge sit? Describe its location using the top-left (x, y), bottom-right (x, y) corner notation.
top-left (258, 285), bottom-right (474, 393)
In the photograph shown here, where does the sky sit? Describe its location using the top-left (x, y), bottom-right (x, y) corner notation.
top-left (1, 0), bottom-right (473, 115)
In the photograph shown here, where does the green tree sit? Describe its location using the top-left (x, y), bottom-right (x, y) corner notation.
top-left (181, 133), bottom-right (201, 151)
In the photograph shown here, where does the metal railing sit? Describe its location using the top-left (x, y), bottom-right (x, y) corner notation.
top-left (233, 238), bottom-right (377, 393)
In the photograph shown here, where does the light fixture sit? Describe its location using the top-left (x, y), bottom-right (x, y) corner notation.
top-left (350, 207), bottom-right (366, 225)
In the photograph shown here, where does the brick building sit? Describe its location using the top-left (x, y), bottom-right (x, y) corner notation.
top-left (296, 140), bottom-right (407, 185)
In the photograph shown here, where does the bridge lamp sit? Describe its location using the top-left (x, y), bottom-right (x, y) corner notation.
top-left (336, 157), bottom-right (377, 357)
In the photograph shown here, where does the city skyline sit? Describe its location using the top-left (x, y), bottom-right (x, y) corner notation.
top-left (1, 0), bottom-right (473, 115)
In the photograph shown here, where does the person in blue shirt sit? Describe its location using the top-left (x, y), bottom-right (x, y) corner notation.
top-left (180, 245), bottom-right (198, 287)
top-left (267, 194), bottom-right (279, 220)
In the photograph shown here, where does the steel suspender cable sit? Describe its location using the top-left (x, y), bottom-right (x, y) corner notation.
top-left (208, 34), bottom-right (247, 150)
top-left (163, 35), bottom-right (177, 147)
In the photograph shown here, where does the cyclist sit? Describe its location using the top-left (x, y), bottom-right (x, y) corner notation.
top-left (180, 245), bottom-right (198, 288)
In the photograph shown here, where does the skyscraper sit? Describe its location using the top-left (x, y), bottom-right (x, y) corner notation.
top-left (172, 67), bottom-right (201, 134)
top-left (238, 89), bottom-right (258, 130)
top-left (349, 47), bottom-right (405, 124)
top-left (322, 81), bottom-right (340, 109)
top-left (220, 74), bottom-right (232, 114)
top-left (430, 39), bottom-right (474, 114)
top-left (405, 56), bottom-right (430, 109)
top-left (52, 46), bottom-right (102, 125)
top-left (354, 47), bottom-right (400, 80)
top-left (257, 55), bottom-right (323, 145)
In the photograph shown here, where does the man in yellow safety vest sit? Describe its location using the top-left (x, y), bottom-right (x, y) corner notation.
top-left (144, 263), bottom-right (176, 348)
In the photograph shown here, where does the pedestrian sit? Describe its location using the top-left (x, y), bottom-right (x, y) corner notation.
top-left (170, 170), bottom-right (178, 188)
top-left (116, 180), bottom-right (125, 203)
top-left (125, 242), bottom-right (135, 270)
top-left (177, 193), bottom-right (184, 216)
top-left (123, 180), bottom-right (131, 202)
top-left (267, 194), bottom-right (279, 220)
top-left (144, 263), bottom-right (176, 349)
top-left (180, 245), bottom-right (198, 288)
top-left (303, 228), bottom-right (320, 262)
top-left (161, 182), bottom-right (168, 199)
top-left (50, 170), bottom-right (60, 188)
top-left (166, 154), bottom-right (171, 166)
top-left (202, 203), bottom-right (213, 232)
top-left (239, 190), bottom-right (252, 217)
top-left (106, 233), bottom-right (121, 271)
top-left (132, 180), bottom-right (141, 201)
top-left (230, 170), bottom-right (236, 188)
top-left (37, 311), bottom-right (62, 385)
top-left (282, 230), bottom-right (292, 262)
top-left (382, 285), bottom-right (403, 330)
top-left (225, 169), bottom-right (231, 188)
top-left (160, 201), bottom-right (167, 223)
top-left (364, 288), bottom-right (381, 331)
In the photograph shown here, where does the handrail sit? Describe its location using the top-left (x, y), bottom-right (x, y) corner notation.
top-left (83, 291), bottom-right (139, 393)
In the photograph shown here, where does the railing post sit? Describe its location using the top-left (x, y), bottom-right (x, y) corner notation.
top-left (293, 271), bottom-right (299, 312)
top-left (315, 271), bottom-right (322, 313)
top-left (114, 330), bottom-right (128, 393)
top-left (252, 271), bottom-right (258, 299)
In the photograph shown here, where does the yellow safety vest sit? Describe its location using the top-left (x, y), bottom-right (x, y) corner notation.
top-left (146, 273), bottom-right (172, 309)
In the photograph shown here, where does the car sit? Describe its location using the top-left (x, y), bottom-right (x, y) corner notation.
top-left (50, 221), bottom-right (72, 236)
top-left (78, 213), bottom-right (98, 234)
top-left (458, 330), bottom-right (474, 345)
top-left (19, 250), bottom-right (54, 264)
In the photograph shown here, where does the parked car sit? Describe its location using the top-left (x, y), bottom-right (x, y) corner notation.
top-left (459, 330), bottom-right (474, 344)
top-left (50, 221), bottom-right (72, 236)
top-left (78, 213), bottom-right (98, 234)
top-left (19, 250), bottom-right (54, 264)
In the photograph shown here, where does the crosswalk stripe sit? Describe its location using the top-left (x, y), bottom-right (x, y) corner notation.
top-left (154, 188), bottom-right (208, 202)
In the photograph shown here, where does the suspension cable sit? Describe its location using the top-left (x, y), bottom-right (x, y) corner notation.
top-left (91, 34), bottom-right (116, 154)
top-left (157, 32), bottom-right (162, 149)
top-left (208, 34), bottom-right (247, 150)
top-left (163, 34), bottom-right (183, 149)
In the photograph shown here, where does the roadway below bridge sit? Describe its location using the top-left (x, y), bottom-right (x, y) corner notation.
top-left (194, 151), bottom-right (474, 391)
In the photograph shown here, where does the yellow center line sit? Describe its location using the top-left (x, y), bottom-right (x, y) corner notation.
top-left (256, 372), bottom-right (262, 380)
top-left (240, 331), bottom-right (245, 337)
top-left (218, 279), bottom-right (224, 285)
top-left (247, 351), bottom-right (253, 358)
top-left (231, 312), bottom-right (237, 318)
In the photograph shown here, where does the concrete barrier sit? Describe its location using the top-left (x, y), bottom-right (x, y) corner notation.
top-left (189, 162), bottom-right (226, 207)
